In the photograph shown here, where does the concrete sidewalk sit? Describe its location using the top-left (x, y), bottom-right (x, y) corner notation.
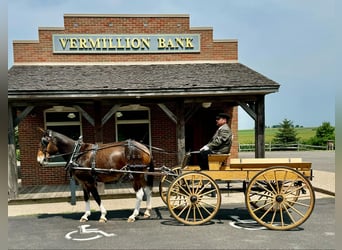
top-left (312, 170), bottom-right (335, 196)
top-left (8, 169), bottom-right (334, 217)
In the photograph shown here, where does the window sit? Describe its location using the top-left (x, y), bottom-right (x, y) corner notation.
top-left (44, 106), bottom-right (82, 165)
top-left (115, 105), bottom-right (151, 147)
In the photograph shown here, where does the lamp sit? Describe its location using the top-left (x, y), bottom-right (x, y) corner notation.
top-left (67, 113), bottom-right (76, 119)
top-left (202, 102), bottom-right (212, 108)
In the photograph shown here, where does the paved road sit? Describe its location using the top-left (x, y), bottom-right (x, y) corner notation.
top-left (8, 197), bottom-right (335, 250)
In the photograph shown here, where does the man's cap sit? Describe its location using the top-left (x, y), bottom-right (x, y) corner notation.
top-left (216, 113), bottom-right (230, 120)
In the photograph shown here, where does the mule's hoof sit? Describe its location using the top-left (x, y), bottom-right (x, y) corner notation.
top-left (99, 218), bottom-right (107, 223)
top-left (127, 217), bottom-right (135, 222)
top-left (80, 217), bottom-right (88, 222)
top-left (143, 209), bottom-right (151, 219)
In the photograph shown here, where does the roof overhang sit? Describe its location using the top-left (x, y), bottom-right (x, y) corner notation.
top-left (8, 62), bottom-right (280, 103)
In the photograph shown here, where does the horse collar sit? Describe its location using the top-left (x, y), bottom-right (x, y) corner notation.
top-left (65, 136), bottom-right (83, 171)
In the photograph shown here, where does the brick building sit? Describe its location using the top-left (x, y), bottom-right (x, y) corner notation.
top-left (8, 14), bottom-right (279, 195)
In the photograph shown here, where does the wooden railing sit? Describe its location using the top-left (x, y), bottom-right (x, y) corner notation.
top-left (238, 143), bottom-right (332, 152)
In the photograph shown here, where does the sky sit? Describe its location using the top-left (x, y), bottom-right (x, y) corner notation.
top-left (7, 0), bottom-right (338, 129)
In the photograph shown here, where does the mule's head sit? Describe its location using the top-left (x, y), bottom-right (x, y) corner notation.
top-left (37, 128), bottom-right (59, 166)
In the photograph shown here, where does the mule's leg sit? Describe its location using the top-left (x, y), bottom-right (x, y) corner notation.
top-left (127, 187), bottom-right (144, 222)
top-left (89, 185), bottom-right (107, 223)
top-left (80, 188), bottom-right (91, 222)
top-left (143, 186), bottom-right (152, 218)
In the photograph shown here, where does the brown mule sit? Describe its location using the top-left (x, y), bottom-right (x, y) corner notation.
top-left (37, 128), bottom-right (154, 222)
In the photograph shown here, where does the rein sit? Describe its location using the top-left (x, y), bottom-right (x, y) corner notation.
top-left (45, 139), bottom-right (155, 164)
top-left (45, 152), bottom-right (72, 159)
top-left (43, 135), bottom-right (179, 163)
top-left (44, 141), bottom-right (129, 161)
top-left (46, 143), bottom-right (180, 161)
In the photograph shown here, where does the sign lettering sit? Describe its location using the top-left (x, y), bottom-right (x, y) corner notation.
top-left (53, 34), bottom-right (200, 54)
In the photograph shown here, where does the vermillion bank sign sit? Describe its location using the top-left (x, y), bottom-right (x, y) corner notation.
top-left (53, 34), bottom-right (200, 53)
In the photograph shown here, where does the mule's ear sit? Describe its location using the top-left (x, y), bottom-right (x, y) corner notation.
top-left (37, 127), bottom-right (45, 133)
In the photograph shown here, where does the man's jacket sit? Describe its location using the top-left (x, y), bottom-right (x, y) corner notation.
top-left (207, 123), bottom-right (232, 154)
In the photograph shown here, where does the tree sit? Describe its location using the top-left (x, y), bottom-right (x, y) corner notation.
top-left (308, 122), bottom-right (335, 146)
top-left (272, 119), bottom-right (299, 144)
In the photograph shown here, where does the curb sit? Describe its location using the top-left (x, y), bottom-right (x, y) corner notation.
top-left (8, 191), bottom-right (163, 206)
top-left (313, 187), bottom-right (335, 197)
top-left (8, 186), bottom-right (334, 206)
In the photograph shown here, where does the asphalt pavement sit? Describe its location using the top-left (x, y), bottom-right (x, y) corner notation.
top-left (8, 198), bottom-right (335, 250)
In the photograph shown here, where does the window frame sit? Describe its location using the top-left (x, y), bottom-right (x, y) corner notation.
top-left (115, 105), bottom-right (151, 149)
top-left (43, 106), bottom-right (82, 166)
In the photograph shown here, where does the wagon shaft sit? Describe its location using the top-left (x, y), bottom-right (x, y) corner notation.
top-left (70, 164), bottom-right (177, 177)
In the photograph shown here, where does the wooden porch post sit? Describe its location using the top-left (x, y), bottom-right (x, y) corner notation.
top-left (255, 96), bottom-right (265, 158)
top-left (176, 101), bottom-right (186, 164)
top-left (8, 104), bottom-right (18, 199)
top-left (94, 101), bottom-right (105, 194)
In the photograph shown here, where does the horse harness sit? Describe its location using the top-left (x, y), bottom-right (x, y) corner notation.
top-left (64, 137), bottom-right (149, 180)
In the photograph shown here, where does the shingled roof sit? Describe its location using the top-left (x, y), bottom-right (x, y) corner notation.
top-left (8, 62), bottom-right (279, 101)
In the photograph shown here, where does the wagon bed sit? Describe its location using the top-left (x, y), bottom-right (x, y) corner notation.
top-left (183, 154), bottom-right (312, 181)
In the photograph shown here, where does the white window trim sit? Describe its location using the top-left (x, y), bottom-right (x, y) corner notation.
top-left (43, 106), bottom-right (82, 167)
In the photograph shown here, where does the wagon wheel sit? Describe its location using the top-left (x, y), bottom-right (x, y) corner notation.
top-left (245, 166), bottom-right (315, 230)
top-left (248, 180), bottom-right (301, 211)
top-left (159, 166), bottom-right (182, 205)
top-left (167, 172), bottom-right (221, 225)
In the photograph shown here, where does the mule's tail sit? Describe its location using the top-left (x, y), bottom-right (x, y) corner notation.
top-left (147, 158), bottom-right (154, 187)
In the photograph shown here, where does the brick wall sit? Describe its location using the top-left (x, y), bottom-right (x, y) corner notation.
top-left (14, 14), bottom-right (240, 186)
top-left (13, 14), bottom-right (237, 63)
top-left (18, 107), bottom-right (71, 186)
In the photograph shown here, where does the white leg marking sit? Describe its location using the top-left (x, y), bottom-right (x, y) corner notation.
top-left (99, 204), bottom-right (107, 223)
top-left (143, 186), bottom-right (152, 218)
top-left (127, 188), bottom-right (144, 222)
top-left (80, 200), bottom-right (91, 222)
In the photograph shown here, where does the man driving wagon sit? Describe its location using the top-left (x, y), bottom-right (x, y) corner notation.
top-left (199, 112), bottom-right (232, 170)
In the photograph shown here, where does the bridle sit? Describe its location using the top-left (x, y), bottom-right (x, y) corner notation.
top-left (38, 130), bottom-right (52, 165)
top-left (39, 130), bottom-right (69, 163)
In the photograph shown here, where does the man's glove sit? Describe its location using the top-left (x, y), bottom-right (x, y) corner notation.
top-left (200, 145), bottom-right (209, 151)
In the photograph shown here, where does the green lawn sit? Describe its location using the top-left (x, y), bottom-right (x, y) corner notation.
top-left (238, 127), bottom-right (317, 144)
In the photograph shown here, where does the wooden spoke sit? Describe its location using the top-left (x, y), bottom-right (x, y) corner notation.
top-left (167, 172), bottom-right (221, 225)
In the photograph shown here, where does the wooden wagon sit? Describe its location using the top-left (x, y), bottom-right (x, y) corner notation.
top-left (159, 152), bottom-right (315, 230)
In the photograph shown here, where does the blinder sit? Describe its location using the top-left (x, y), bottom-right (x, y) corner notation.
top-left (41, 137), bottom-right (49, 146)
top-left (40, 129), bottom-right (54, 154)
